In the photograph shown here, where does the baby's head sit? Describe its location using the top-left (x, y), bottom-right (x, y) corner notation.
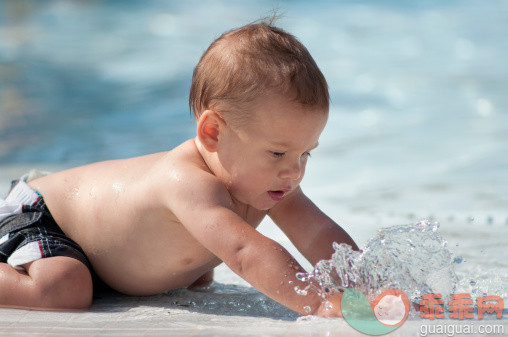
top-left (190, 22), bottom-right (329, 210)
top-left (190, 21), bottom-right (329, 125)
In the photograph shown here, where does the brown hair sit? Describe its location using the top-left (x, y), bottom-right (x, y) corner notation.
top-left (189, 22), bottom-right (329, 124)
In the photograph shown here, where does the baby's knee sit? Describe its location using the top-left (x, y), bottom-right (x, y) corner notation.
top-left (29, 258), bottom-right (93, 310)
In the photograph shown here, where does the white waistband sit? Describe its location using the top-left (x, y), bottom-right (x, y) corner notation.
top-left (0, 180), bottom-right (41, 223)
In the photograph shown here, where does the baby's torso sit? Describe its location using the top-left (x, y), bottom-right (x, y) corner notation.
top-left (27, 140), bottom-right (266, 295)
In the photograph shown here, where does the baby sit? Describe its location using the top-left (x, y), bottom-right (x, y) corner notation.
top-left (0, 22), bottom-right (357, 316)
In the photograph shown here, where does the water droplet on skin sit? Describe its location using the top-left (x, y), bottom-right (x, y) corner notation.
top-left (303, 306), bottom-right (312, 313)
top-left (112, 182), bottom-right (125, 199)
top-left (65, 186), bottom-right (80, 199)
top-left (296, 273), bottom-right (307, 282)
top-left (71, 186), bottom-right (80, 197)
top-left (89, 186), bottom-right (97, 199)
top-left (325, 301), bottom-right (333, 310)
top-left (295, 287), bottom-right (308, 296)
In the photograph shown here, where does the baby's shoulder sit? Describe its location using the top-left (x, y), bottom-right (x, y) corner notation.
top-left (156, 141), bottom-right (230, 205)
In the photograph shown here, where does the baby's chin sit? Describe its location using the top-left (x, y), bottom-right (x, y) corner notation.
top-left (247, 198), bottom-right (275, 211)
top-left (228, 191), bottom-right (273, 211)
top-left (245, 193), bottom-right (279, 211)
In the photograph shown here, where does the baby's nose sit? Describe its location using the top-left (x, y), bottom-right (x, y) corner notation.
top-left (280, 161), bottom-right (302, 180)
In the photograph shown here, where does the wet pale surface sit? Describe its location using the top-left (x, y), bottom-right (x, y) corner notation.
top-left (0, 288), bottom-right (505, 337)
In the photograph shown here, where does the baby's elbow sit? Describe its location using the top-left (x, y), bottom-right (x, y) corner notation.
top-left (226, 242), bottom-right (252, 276)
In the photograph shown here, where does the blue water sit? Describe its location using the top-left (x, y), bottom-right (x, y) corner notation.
top-left (1, 0), bottom-right (507, 308)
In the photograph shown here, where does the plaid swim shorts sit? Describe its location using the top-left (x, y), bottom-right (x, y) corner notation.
top-left (0, 178), bottom-right (90, 271)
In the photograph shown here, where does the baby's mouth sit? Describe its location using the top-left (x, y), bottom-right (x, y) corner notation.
top-left (268, 190), bottom-right (286, 201)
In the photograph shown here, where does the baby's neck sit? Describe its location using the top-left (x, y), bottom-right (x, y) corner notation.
top-left (193, 137), bottom-right (219, 177)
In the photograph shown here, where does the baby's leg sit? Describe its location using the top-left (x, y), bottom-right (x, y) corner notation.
top-left (0, 256), bottom-right (92, 310)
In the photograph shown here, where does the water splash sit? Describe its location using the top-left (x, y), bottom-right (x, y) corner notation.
top-left (296, 220), bottom-right (459, 305)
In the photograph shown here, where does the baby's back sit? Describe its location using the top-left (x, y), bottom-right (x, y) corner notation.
top-left (27, 140), bottom-right (223, 295)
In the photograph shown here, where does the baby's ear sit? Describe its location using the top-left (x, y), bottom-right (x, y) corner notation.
top-left (196, 110), bottom-right (223, 152)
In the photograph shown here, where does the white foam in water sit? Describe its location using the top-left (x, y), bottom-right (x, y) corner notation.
top-left (296, 220), bottom-right (459, 307)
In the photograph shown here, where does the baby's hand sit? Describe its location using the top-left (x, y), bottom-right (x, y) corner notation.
top-left (314, 292), bottom-right (343, 318)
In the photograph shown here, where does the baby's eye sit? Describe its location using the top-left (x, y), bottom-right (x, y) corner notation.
top-left (302, 151), bottom-right (312, 158)
top-left (271, 151), bottom-right (285, 158)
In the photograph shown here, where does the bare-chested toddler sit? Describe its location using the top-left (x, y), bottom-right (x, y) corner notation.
top-left (0, 22), bottom-right (358, 317)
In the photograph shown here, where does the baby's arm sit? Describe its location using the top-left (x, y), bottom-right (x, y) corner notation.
top-left (168, 175), bottom-right (333, 316)
top-left (268, 186), bottom-right (359, 266)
